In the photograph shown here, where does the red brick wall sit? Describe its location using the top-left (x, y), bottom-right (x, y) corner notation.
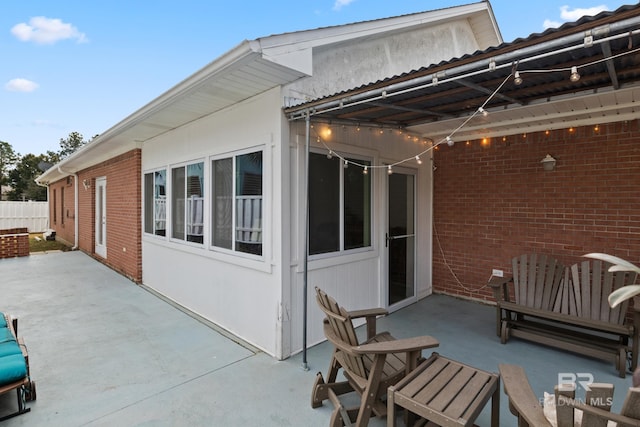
top-left (0, 228), bottom-right (29, 258)
top-left (432, 120), bottom-right (640, 301)
top-left (48, 176), bottom-right (76, 246)
top-left (49, 149), bottom-right (142, 282)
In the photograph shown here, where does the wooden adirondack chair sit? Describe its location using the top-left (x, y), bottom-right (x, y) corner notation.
top-left (311, 287), bottom-right (439, 427)
top-left (500, 364), bottom-right (640, 427)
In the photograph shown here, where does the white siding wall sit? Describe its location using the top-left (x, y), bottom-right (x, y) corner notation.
top-left (0, 201), bottom-right (49, 232)
top-left (142, 88), bottom-right (286, 358)
top-left (285, 20), bottom-right (482, 102)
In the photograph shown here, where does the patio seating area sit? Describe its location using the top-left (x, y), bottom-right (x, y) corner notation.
top-left (0, 251), bottom-right (635, 426)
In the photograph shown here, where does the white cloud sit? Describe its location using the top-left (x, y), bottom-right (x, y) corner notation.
top-left (543, 19), bottom-right (563, 29)
top-left (560, 5), bottom-right (609, 20)
top-left (11, 16), bottom-right (87, 45)
top-left (333, 0), bottom-right (355, 11)
top-left (542, 4), bottom-right (609, 31)
top-left (5, 78), bottom-right (39, 92)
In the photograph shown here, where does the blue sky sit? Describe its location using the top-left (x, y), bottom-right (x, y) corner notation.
top-left (1, 0), bottom-right (635, 156)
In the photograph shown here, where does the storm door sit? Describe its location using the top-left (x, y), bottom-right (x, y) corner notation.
top-left (95, 177), bottom-right (107, 258)
top-left (386, 168), bottom-right (416, 307)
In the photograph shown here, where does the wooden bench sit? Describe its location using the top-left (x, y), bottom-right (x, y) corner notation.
top-left (499, 363), bottom-right (640, 427)
top-left (490, 254), bottom-right (640, 378)
top-left (0, 312), bottom-right (36, 421)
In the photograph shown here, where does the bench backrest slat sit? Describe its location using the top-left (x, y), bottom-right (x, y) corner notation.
top-left (569, 259), bottom-right (638, 323)
top-left (513, 254), bottom-right (565, 310)
top-left (620, 387), bottom-right (640, 421)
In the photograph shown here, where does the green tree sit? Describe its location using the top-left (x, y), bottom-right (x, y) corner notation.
top-left (0, 141), bottom-right (19, 200)
top-left (7, 153), bottom-right (51, 201)
top-left (58, 131), bottom-right (88, 159)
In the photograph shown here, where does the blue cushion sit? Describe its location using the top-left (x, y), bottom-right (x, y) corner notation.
top-left (0, 327), bottom-right (16, 344)
top-left (0, 314), bottom-right (6, 328)
top-left (0, 341), bottom-right (22, 358)
top-left (0, 354), bottom-right (27, 385)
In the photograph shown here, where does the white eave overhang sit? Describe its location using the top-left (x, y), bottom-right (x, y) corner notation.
top-left (36, 39), bottom-right (308, 185)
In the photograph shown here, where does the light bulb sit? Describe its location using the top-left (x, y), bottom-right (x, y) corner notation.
top-left (327, 150), bottom-right (333, 159)
top-left (415, 155), bottom-right (422, 165)
top-left (514, 71), bottom-right (523, 85)
top-left (570, 66), bottom-right (580, 82)
top-left (478, 107), bottom-right (488, 117)
top-left (446, 136), bottom-right (454, 147)
top-left (343, 159), bottom-right (349, 168)
top-left (387, 165), bottom-right (393, 175)
top-left (363, 166), bottom-right (368, 175)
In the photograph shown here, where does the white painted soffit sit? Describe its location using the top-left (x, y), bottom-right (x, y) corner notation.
top-left (36, 40), bottom-right (308, 184)
top-left (407, 84), bottom-right (640, 142)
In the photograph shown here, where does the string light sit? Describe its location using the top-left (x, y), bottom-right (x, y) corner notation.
top-left (309, 54), bottom-right (609, 174)
top-left (570, 66), bottom-right (580, 82)
top-left (514, 71), bottom-right (523, 85)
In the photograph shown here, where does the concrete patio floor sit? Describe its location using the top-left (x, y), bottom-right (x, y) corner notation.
top-left (0, 251), bottom-right (635, 426)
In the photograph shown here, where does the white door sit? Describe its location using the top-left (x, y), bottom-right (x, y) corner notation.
top-left (386, 167), bottom-right (416, 310)
top-left (95, 177), bottom-right (107, 258)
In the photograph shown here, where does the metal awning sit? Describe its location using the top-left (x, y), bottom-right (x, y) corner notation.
top-left (285, 4), bottom-right (640, 143)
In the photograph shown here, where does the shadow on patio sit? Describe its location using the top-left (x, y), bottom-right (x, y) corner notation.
top-left (0, 251), bottom-right (634, 426)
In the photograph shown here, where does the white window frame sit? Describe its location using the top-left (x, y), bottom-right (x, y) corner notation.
top-left (209, 148), bottom-right (264, 260)
top-left (308, 149), bottom-right (374, 260)
top-left (169, 159), bottom-right (205, 246)
top-left (143, 168), bottom-right (168, 238)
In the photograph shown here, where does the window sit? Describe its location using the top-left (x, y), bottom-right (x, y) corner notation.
top-left (212, 151), bottom-right (263, 256)
top-left (53, 189), bottom-right (57, 225)
top-left (172, 162), bottom-right (204, 243)
top-left (309, 152), bottom-right (371, 255)
top-left (144, 170), bottom-right (166, 236)
top-left (61, 187), bottom-right (65, 225)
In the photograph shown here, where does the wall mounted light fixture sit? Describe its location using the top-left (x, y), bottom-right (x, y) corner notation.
top-left (541, 154), bottom-right (557, 171)
top-left (83, 179), bottom-right (91, 190)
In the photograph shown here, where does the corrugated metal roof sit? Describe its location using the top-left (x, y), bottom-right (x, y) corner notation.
top-left (285, 3), bottom-right (640, 142)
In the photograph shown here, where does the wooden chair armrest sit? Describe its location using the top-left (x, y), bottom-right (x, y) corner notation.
top-left (348, 307), bottom-right (388, 319)
top-left (564, 397), bottom-right (640, 426)
top-left (499, 364), bottom-right (553, 426)
top-left (354, 335), bottom-right (439, 355)
top-left (348, 307), bottom-right (388, 339)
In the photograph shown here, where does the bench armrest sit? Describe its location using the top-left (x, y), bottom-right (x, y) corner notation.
top-left (499, 364), bottom-right (553, 426)
top-left (355, 335), bottom-right (439, 355)
top-left (489, 276), bottom-right (512, 302)
top-left (563, 396), bottom-right (640, 426)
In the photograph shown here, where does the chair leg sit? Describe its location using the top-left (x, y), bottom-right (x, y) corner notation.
top-left (311, 371), bottom-right (354, 408)
top-left (354, 354), bottom-right (386, 427)
top-left (0, 385), bottom-right (31, 422)
top-left (311, 372), bottom-right (326, 408)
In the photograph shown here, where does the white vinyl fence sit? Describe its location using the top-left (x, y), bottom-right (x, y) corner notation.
top-left (0, 201), bottom-right (49, 233)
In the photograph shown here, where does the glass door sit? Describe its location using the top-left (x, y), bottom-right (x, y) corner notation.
top-left (386, 169), bottom-right (416, 307)
top-left (95, 177), bottom-right (107, 258)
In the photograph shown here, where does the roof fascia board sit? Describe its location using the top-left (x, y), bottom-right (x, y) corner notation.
top-left (258, 2), bottom-right (493, 55)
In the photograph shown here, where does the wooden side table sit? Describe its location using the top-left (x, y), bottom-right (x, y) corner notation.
top-left (387, 353), bottom-right (499, 427)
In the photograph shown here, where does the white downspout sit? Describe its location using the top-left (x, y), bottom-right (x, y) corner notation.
top-left (58, 166), bottom-right (79, 250)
